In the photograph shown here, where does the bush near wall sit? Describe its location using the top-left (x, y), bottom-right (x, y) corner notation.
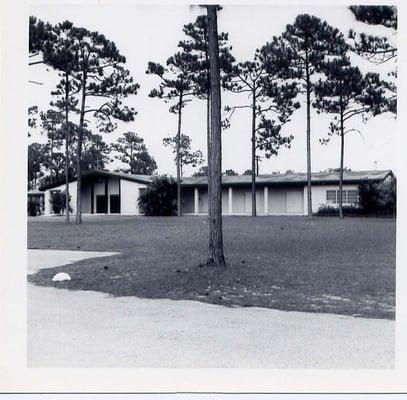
top-left (50, 191), bottom-right (72, 215)
top-left (316, 178), bottom-right (396, 217)
top-left (316, 204), bottom-right (362, 217)
top-left (137, 175), bottom-right (177, 216)
top-left (28, 199), bottom-right (42, 216)
top-left (359, 179), bottom-right (396, 216)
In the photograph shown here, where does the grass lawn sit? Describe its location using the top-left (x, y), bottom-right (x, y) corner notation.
top-left (28, 215), bottom-right (396, 319)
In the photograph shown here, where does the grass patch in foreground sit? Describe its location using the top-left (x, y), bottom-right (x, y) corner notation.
top-left (28, 215), bottom-right (395, 319)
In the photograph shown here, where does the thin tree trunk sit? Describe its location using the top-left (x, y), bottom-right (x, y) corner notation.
top-left (176, 89), bottom-right (183, 217)
top-left (64, 71), bottom-right (70, 223)
top-left (206, 66), bottom-right (213, 255)
top-left (305, 51), bottom-right (313, 218)
top-left (202, 30), bottom-right (214, 258)
top-left (339, 108), bottom-right (345, 219)
top-left (76, 71), bottom-right (87, 225)
top-left (207, 5), bottom-right (225, 267)
top-left (50, 138), bottom-right (54, 185)
top-left (251, 89), bottom-right (257, 217)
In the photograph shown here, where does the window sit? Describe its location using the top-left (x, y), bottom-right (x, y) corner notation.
top-left (96, 195), bottom-right (107, 213)
top-left (347, 190), bottom-right (359, 204)
top-left (338, 190), bottom-right (347, 203)
top-left (110, 195), bottom-right (120, 213)
top-left (326, 189), bottom-right (359, 204)
top-left (326, 190), bottom-right (337, 203)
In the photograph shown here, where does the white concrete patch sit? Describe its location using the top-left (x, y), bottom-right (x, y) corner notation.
top-left (52, 272), bottom-right (71, 282)
top-left (27, 249), bottom-right (395, 368)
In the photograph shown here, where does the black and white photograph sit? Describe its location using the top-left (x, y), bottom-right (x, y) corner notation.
top-left (1, 0), bottom-right (406, 393)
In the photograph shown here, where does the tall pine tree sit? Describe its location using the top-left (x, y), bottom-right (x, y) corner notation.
top-left (43, 20), bottom-right (80, 222)
top-left (67, 25), bottom-right (139, 224)
top-left (275, 14), bottom-right (348, 218)
top-left (147, 50), bottom-right (198, 216)
top-left (206, 5), bottom-right (225, 267)
top-left (314, 56), bottom-right (387, 218)
top-left (225, 43), bottom-right (299, 216)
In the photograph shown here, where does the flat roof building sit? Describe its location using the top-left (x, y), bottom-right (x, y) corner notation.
top-left (38, 169), bottom-right (393, 217)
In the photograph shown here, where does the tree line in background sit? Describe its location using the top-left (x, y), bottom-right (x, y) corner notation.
top-left (29, 4), bottom-right (397, 237)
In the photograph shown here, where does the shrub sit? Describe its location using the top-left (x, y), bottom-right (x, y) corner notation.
top-left (137, 176), bottom-right (177, 216)
top-left (50, 191), bottom-right (72, 215)
top-left (28, 201), bottom-right (41, 216)
top-left (316, 204), bottom-right (362, 217)
top-left (359, 179), bottom-right (396, 216)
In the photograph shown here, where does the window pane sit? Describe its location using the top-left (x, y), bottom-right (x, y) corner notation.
top-left (337, 190), bottom-right (346, 202)
top-left (327, 190), bottom-right (336, 203)
top-left (347, 190), bottom-right (359, 204)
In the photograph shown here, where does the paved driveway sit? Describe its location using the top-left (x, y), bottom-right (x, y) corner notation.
top-left (27, 250), bottom-right (394, 368)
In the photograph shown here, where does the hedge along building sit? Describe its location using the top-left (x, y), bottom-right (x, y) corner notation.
top-left (40, 169), bottom-right (393, 216)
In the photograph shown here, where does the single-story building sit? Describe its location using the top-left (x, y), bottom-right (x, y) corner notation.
top-left (38, 169), bottom-right (393, 216)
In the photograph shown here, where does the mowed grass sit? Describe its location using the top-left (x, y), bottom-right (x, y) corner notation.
top-left (28, 215), bottom-right (396, 319)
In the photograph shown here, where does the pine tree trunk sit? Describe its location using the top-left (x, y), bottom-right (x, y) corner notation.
top-left (76, 71), bottom-right (87, 225)
top-left (50, 139), bottom-right (54, 185)
top-left (206, 74), bottom-right (213, 255)
top-left (204, 30), bottom-right (214, 256)
top-left (207, 5), bottom-right (226, 267)
top-left (251, 90), bottom-right (257, 217)
top-left (305, 52), bottom-right (313, 218)
top-left (176, 89), bottom-right (183, 217)
top-left (339, 110), bottom-right (345, 219)
top-left (64, 71), bottom-right (70, 223)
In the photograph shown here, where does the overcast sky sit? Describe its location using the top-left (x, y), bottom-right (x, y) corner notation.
top-left (29, 4), bottom-right (397, 176)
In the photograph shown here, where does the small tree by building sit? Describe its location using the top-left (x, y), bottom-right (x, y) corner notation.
top-left (49, 191), bottom-right (72, 215)
top-left (359, 177), bottom-right (396, 216)
top-left (137, 176), bottom-right (177, 216)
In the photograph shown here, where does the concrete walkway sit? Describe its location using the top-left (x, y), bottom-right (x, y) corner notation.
top-left (27, 250), bottom-right (394, 368)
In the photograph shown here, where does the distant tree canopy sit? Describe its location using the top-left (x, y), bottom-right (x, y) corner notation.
top-left (111, 132), bottom-right (157, 175)
top-left (28, 143), bottom-right (45, 190)
top-left (349, 5), bottom-right (397, 29)
top-left (82, 133), bottom-right (111, 171)
top-left (163, 134), bottom-right (203, 177)
top-left (193, 166), bottom-right (208, 177)
top-left (223, 169), bottom-right (238, 176)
